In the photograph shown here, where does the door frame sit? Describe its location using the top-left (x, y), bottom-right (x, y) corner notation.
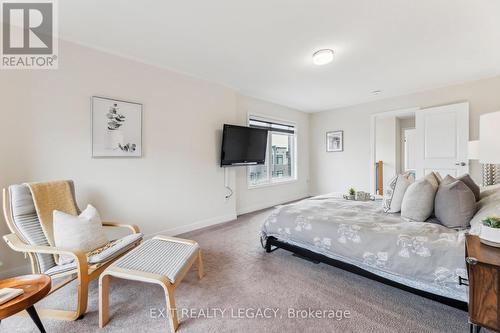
top-left (369, 107), bottom-right (420, 194)
top-left (402, 127), bottom-right (416, 173)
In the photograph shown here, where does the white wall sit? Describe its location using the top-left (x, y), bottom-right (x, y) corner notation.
top-left (310, 75), bottom-right (500, 195)
top-left (234, 96), bottom-right (310, 214)
top-left (0, 40), bottom-right (310, 277)
top-left (375, 116), bottom-right (397, 191)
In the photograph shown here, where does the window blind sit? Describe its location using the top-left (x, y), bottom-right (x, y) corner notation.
top-left (249, 117), bottom-right (295, 134)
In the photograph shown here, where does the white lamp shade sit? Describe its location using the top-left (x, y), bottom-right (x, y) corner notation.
top-left (468, 140), bottom-right (480, 160)
top-left (480, 111), bottom-right (500, 164)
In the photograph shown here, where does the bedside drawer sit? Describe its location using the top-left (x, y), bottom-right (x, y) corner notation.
top-left (467, 260), bottom-right (500, 331)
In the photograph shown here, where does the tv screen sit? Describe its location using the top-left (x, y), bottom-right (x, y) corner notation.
top-left (220, 124), bottom-right (268, 166)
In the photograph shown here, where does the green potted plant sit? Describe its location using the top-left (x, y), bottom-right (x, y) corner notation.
top-left (480, 216), bottom-right (500, 247)
top-left (347, 187), bottom-right (356, 200)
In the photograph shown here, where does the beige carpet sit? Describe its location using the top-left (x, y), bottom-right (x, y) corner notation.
top-left (2, 209), bottom-right (469, 333)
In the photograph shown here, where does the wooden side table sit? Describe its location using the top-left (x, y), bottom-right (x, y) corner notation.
top-left (465, 234), bottom-right (500, 333)
top-left (0, 274), bottom-right (51, 333)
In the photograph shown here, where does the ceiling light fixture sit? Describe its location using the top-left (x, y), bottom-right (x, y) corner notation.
top-left (312, 49), bottom-right (334, 66)
top-left (371, 90), bottom-right (382, 95)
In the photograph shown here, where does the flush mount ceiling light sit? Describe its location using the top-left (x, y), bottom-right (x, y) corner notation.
top-left (312, 49), bottom-right (334, 66)
top-left (371, 90), bottom-right (382, 95)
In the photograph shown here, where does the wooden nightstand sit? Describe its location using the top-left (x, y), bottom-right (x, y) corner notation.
top-left (465, 234), bottom-right (500, 333)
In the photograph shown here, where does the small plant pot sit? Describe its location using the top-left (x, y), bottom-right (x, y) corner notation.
top-left (480, 225), bottom-right (500, 247)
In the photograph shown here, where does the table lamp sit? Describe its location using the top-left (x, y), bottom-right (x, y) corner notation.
top-left (480, 111), bottom-right (500, 186)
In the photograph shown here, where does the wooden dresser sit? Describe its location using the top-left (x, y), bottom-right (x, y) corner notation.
top-left (465, 234), bottom-right (500, 333)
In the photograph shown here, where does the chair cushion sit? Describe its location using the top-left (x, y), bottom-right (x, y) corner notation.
top-left (53, 204), bottom-right (109, 264)
top-left (88, 233), bottom-right (142, 264)
top-left (401, 172), bottom-right (440, 222)
top-left (9, 184), bottom-right (57, 273)
top-left (435, 175), bottom-right (477, 228)
top-left (44, 262), bottom-right (78, 276)
top-left (43, 233), bottom-right (143, 275)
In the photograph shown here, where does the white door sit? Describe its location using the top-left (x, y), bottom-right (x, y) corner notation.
top-left (415, 102), bottom-right (469, 179)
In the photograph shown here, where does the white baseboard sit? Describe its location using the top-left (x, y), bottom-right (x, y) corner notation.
top-left (0, 213), bottom-right (237, 279)
top-left (0, 263), bottom-right (31, 280)
top-left (236, 194), bottom-right (308, 216)
top-left (145, 212), bottom-right (238, 239)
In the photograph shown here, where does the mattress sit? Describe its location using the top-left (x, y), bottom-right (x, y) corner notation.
top-left (261, 196), bottom-right (468, 302)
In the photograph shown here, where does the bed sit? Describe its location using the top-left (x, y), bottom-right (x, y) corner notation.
top-left (260, 191), bottom-right (500, 309)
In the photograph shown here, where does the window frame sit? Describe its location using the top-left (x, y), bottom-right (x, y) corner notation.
top-left (247, 114), bottom-right (298, 189)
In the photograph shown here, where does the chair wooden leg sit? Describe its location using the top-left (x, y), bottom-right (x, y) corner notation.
top-left (99, 274), bottom-right (111, 328)
top-left (197, 250), bottom-right (204, 279)
top-left (22, 275), bottom-right (90, 321)
top-left (75, 277), bottom-right (89, 320)
top-left (164, 285), bottom-right (179, 332)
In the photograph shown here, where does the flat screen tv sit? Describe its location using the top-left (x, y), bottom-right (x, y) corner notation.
top-left (220, 124), bottom-right (268, 166)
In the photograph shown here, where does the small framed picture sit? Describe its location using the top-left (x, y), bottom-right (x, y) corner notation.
top-left (326, 130), bottom-right (343, 152)
top-left (91, 96), bottom-right (142, 157)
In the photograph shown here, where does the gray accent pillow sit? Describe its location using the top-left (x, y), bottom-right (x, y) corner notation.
top-left (401, 172), bottom-right (440, 222)
top-left (383, 173), bottom-right (414, 213)
top-left (458, 174), bottom-right (480, 202)
top-left (435, 177), bottom-right (477, 228)
top-left (440, 174), bottom-right (456, 185)
top-left (434, 172), bottom-right (443, 184)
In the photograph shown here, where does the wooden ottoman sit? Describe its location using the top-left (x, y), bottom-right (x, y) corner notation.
top-left (99, 235), bottom-right (204, 332)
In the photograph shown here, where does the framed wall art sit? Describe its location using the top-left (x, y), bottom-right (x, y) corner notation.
top-left (91, 96), bottom-right (142, 157)
top-left (326, 130), bottom-right (343, 152)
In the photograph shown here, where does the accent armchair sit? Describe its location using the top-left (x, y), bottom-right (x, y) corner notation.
top-left (2, 182), bottom-right (142, 321)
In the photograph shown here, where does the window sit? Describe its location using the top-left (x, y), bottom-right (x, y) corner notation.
top-left (247, 116), bottom-right (297, 187)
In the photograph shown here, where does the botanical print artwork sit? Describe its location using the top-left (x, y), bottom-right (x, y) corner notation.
top-left (106, 103), bottom-right (137, 153)
top-left (92, 96), bottom-right (142, 157)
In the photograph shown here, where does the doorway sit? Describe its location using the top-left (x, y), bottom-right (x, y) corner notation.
top-left (372, 110), bottom-right (417, 195)
top-left (370, 102), bottom-right (470, 195)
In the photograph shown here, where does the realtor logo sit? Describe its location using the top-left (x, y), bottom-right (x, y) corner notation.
top-left (1, 0), bottom-right (58, 69)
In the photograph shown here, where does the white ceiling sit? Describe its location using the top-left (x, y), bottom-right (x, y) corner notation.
top-left (59, 0), bottom-right (500, 112)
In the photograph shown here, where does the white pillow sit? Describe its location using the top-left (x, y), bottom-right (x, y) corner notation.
top-left (53, 204), bottom-right (109, 264)
top-left (383, 173), bottom-right (415, 213)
